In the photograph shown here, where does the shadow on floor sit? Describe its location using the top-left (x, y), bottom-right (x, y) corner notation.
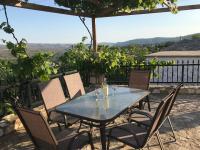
top-left (0, 130), bottom-right (34, 150)
top-left (160, 111), bottom-right (200, 133)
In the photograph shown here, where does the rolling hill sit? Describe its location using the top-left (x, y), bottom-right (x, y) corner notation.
top-left (0, 33), bottom-right (200, 59)
top-left (0, 43), bottom-right (72, 59)
top-left (114, 33), bottom-right (200, 46)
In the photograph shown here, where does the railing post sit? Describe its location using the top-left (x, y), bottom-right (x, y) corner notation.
top-left (181, 62), bottom-right (184, 83)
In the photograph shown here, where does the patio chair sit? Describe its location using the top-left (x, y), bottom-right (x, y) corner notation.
top-left (16, 107), bottom-right (94, 150)
top-left (63, 72), bottom-right (99, 132)
top-left (107, 93), bottom-right (174, 150)
top-left (38, 78), bottom-right (79, 130)
top-left (128, 83), bottom-right (183, 141)
top-left (129, 70), bottom-right (151, 111)
top-left (63, 72), bottom-right (85, 99)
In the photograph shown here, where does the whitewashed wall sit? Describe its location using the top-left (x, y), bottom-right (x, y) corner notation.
top-left (146, 57), bottom-right (200, 83)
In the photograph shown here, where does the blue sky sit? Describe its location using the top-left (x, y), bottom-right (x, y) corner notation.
top-left (0, 0), bottom-right (200, 44)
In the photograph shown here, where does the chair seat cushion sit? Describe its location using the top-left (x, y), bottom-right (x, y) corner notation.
top-left (49, 111), bottom-right (79, 125)
top-left (108, 123), bottom-right (148, 148)
top-left (56, 129), bottom-right (90, 150)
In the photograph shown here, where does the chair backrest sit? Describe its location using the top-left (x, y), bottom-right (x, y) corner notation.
top-left (129, 70), bottom-right (151, 90)
top-left (17, 107), bottom-right (58, 149)
top-left (63, 72), bottom-right (85, 99)
top-left (38, 78), bottom-right (66, 111)
top-left (165, 83), bottom-right (183, 117)
top-left (146, 93), bottom-right (174, 141)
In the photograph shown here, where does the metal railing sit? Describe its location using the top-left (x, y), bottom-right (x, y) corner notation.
top-left (150, 62), bottom-right (200, 84)
top-left (107, 60), bottom-right (200, 85)
top-left (1, 61), bottom-right (200, 118)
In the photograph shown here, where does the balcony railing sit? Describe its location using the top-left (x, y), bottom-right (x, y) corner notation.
top-left (1, 61), bottom-right (200, 118)
top-left (107, 60), bottom-right (200, 85)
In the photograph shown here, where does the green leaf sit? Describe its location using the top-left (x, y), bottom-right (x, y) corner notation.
top-left (0, 22), bottom-right (6, 29)
top-left (3, 26), bottom-right (14, 34)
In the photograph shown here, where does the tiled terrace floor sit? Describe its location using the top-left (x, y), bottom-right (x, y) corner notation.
top-left (1, 93), bottom-right (200, 150)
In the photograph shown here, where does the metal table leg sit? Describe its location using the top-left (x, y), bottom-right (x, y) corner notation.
top-left (100, 122), bottom-right (106, 150)
top-left (139, 99), bottom-right (144, 110)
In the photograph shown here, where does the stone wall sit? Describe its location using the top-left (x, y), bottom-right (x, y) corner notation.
top-left (150, 85), bottom-right (200, 94)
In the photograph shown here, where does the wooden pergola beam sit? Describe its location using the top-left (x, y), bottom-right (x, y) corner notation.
top-left (96, 4), bottom-right (200, 18)
top-left (0, 0), bottom-right (92, 17)
top-left (1, 0), bottom-right (200, 18)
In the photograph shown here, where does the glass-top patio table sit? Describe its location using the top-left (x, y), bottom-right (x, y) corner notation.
top-left (56, 86), bottom-right (150, 150)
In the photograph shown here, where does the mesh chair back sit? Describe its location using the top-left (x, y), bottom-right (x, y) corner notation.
top-left (165, 83), bottom-right (183, 117)
top-left (146, 93), bottom-right (174, 139)
top-left (17, 107), bottom-right (58, 149)
top-left (129, 70), bottom-right (150, 90)
top-left (38, 78), bottom-right (66, 110)
top-left (63, 72), bottom-right (85, 99)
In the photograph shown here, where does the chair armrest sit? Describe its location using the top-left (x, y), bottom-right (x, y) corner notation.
top-left (130, 109), bottom-right (153, 119)
top-left (128, 109), bottom-right (153, 127)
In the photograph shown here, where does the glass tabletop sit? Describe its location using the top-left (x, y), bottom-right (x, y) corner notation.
top-left (56, 86), bottom-right (150, 122)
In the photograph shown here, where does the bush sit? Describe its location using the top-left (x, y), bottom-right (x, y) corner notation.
top-left (59, 42), bottom-right (174, 84)
top-left (59, 42), bottom-right (133, 75)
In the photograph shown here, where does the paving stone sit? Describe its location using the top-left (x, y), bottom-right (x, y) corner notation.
top-left (14, 118), bottom-right (23, 130)
top-left (0, 120), bottom-right (9, 128)
top-left (195, 89), bottom-right (200, 94)
top-left (4, 124), bottom-right (14, 135)
top-left (2, 114), bottom-right (17, 123)
top-left (152, 89), bottom-right (160, 93)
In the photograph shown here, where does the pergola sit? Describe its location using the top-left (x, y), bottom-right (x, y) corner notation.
top-left (1, 0), bottom-right (200, 52)
top-left (1, 2), bottom-right (200, 149)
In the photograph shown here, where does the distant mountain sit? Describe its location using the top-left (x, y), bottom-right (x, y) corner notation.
top-left (99, 42), bottom-right (115, 46)
top-left (113, 33), bottom-right (199, 46)
top-left (114, 37), bottom-right (180, 46)
top-left (27, 43), bottom-right (72, 51)
top-left (162, 39), bottom-right (200, 51)
top-left (0, 43), bottom-right (72, 59)
top-left (0, 33), bottom-right (200, 59)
